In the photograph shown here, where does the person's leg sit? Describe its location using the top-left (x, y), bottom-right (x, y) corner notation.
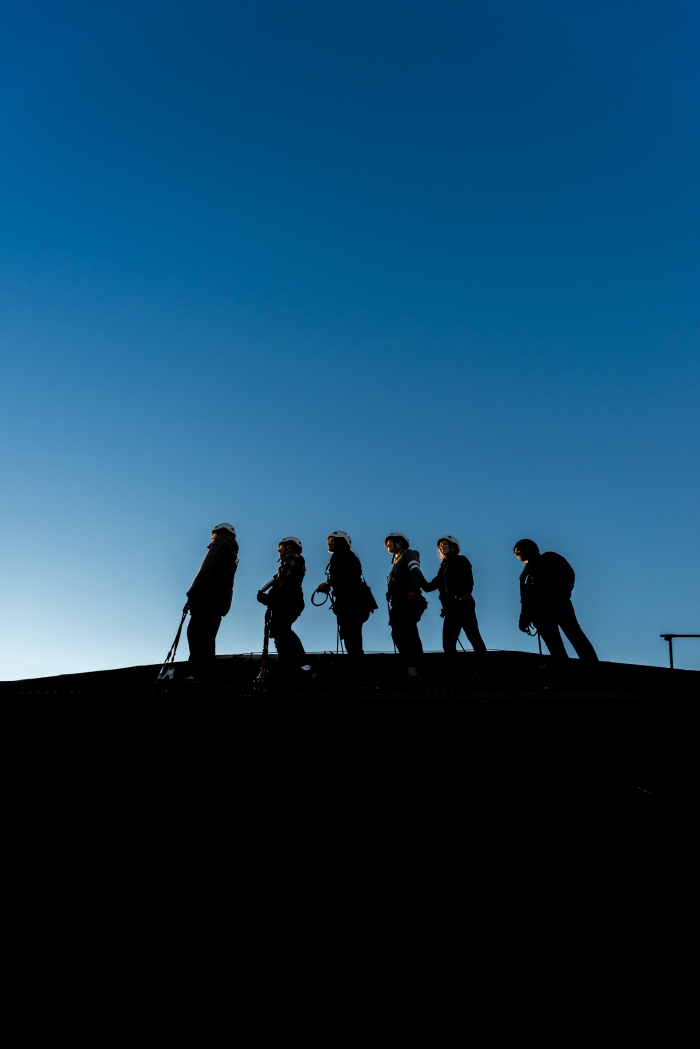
top-left (287, 627), bottom-right (307, 664)
top-left (403, 605), bottom-right (424, 671)
top-left (270, 614), bottom-right (294, 666)
top-left (534, 613), bottom-right (569, 659)
top-left (187, 610), bottom-right (222, 677)
top-left (460, 603), bottom-right (487, 655)
top-left (389, 608), bottom-right (403, 654)
top-left (556, 599), bottom-right (599, 662)
top-left (442, 614), bottom-right (460, 654)
top-left (338, 617), bottom-right (364, 656)
top-left (271, 611), bottom-right (307, 669)
top-left (390, 607), bottom-right (416, 665)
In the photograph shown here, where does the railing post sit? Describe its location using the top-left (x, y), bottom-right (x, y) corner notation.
top-left (660, 635), bottom-right (700, 670)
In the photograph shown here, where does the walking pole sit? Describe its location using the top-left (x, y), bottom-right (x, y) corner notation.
top-left (157, 605), bottom-right (189, 681)
top-left (254, 578), bottom-right (277, 686)
top-left (255, 607), bottom-right (272, 686)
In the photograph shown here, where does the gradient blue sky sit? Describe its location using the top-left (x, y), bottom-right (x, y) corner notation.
top-left (1, 0), bottom-right (698, 678)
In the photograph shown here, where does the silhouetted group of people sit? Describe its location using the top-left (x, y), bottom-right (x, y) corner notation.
top-left (182, 523), bottom-right (598, 680)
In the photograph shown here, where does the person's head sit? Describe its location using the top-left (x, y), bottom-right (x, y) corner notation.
top-left (385, 532), bottom-right (409, 555)
top-left (514, 539), bottom-right (539, 563)
top-left (212, 522), bottom-right (236, 540)
top-left (278, 536), bottom-right (302, 558)
top-left (327, 531), bottom-right (352, 554)
top-left (437, 535), bottom-right (460, 559)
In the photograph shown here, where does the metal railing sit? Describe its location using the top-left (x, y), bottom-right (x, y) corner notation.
top-left (660, 634), bottom-right (700, 670)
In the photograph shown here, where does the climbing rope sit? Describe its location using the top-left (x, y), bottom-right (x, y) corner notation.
top-left (525, 623), bottom-right (543, 655)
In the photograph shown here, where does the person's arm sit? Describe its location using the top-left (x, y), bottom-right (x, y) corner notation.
top-left (456, 556), bottom-right (475, 601)
top-left (421, 574), bottom-right (439, 592)
top-left (518, 568), bottom-right (534, 630)
top-left (187, 539), bottom-right (229, 598)
top-left (406, 550), bottom-right (422, 598)
top-left (348, 552), bottom-right (363, 583)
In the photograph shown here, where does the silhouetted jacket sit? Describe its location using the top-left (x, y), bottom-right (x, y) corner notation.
top-left (423, 554), bottom-right (475, 613)
top-left (327, 549), bottom-right (363, 616)
top-left (187, 533), bottom-right (239, 615)
top-left (387, 549), bottom-right (422, 605)
top-left (519, 552), bottom-right (575, 619)
top-left (268, 551), bottom-right (306, 615)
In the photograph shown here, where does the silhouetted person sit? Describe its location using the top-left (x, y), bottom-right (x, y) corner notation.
top-left (186, 522), bottom-right (239, 679)
top-left (422, 535), bottom-right (487, 662)
top-left (514, 539), bottom-right (598, 662)
top-left (385, 532), bottom-right (427, 677)
top-left (257, 537), bottom-right (310, 674)
top-left (315, 531), bottom-right (375, 657)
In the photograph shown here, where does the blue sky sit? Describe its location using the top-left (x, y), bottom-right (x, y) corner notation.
top-left (1, 0), bottom-right (698, 677)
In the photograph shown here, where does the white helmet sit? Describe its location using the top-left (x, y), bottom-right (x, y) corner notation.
top-left (437, 534), bottom-right (460, 552)
top-left (385, 532), bottom-right (410, 547)
top-left (327, 530), bottom-right (352, 548)
top-left (213, 522), bottom-right (236, 536)
top-left (280, 536), bottom-right (303, 551)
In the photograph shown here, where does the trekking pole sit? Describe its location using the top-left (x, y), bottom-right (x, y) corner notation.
top-left (254, 607), bottom-right (272, 685)
top-left (157, 605), bottom-right (189, 681)
top-left (457, 636), bottom-right (467, 653)
top-left (254, 578), bottom-right (277, 686)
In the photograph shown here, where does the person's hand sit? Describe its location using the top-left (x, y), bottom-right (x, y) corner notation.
top-left (518, 613), bottom-right (531, 633)
top-left (257, 591), bottom-right (269, 605)
top-left (316, 582), bottom-right (330, 594)
top-left (461, 594), bottom-right (475, 607)
top-left (407, 591), bottom-right (417, 601)
top-left (183, 601), bottom-right (190, 613)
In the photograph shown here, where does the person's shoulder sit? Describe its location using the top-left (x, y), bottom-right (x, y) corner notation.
top-left (542, 551), bottom-right (574, 576)
top-left (456, 554), bottom-right (472, 566)
top-left (543, 550), bottom-right (570, 565)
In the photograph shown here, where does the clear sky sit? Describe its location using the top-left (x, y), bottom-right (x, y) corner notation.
top-left (1, 0), bottom-right (698, 678)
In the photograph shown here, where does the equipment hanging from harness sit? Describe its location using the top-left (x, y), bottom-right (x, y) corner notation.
top-left (311, 579), bottom-right (340, 651)
top-left (524, 622), bottom-right (544, 656)
top-left (157, 604), bottom-right (189, 681)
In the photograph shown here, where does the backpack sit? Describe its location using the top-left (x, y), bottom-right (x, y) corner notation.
top-left (359, 577), bottom-right (379, 622)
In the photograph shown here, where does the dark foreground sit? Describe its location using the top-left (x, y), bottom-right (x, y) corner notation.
top-left (4, 651), bottom-right (697, 900)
